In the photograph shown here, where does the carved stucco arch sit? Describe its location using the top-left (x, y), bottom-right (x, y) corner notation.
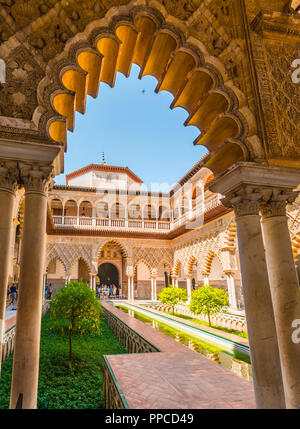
top-left (45, 245), bottom-right (69, 273)
top-left (134, 259), bottom-right (152, 275)
top-left (156, 259), bottom-right (172, 272)
top-left (68, 255), bottom-right (92, 275)
top-left (31, 1), bottom-right (262, 177)
top-left (184, 254), bottom-right (199, 276)
top-left (95, 238), bottom-right (130, 259)
top-left (45, 256), bottom-right (67, 276)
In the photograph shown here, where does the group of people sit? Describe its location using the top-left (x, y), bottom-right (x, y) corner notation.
top-left (96, 284), bottom-right (122, 300)
top-left (7, 283), bottom-right (18, 307)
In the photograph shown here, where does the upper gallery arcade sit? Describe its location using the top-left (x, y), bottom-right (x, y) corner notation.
top-left (0, 0), bottom-right (300, 411)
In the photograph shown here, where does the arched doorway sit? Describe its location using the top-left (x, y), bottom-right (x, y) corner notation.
top-left (98, 263), bottom-right (119, 287)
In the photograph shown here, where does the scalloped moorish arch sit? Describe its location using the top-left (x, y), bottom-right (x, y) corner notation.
top-left (96, 239), bottom-right (129, 259)
top-left (173, 259), bottom-right (184, 276)
top-left (185, 255), bottom-right (199, 276)
top-left (134, 259), bottom-right (152, 275)
top-left (45, 256), bottom-right (67, 275)
top-left (33, 1), bottom-right (262, 177)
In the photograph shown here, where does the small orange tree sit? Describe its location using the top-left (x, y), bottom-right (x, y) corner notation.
top-left (189, 285), bottom-right (229, 326)
top-left (158, 287), bottom-right (188, 315)
top-left (50, 281), bottom-right (102, 362)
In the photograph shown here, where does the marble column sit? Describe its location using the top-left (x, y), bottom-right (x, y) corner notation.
top-left (225, 271), bottom-right (237, 310)
top-left (127, 276), bottom-right (131, 300)
top-left (153, 277), bottom-right (157, 301)
top-left (186, 277), bottom-right (192, 302)
top-left (10, 163), bottom-right (53, 409)
top-left (224, 191), bottom-right (285, 409)
top-left (0, 161), bottom-right (18, 373)
top-left (131, 277), bottom-right (134, 301)
top-left (150, 278), bottom-right (154, 301)
top-left (208, 162), bottom-right (300, 409)
top-left (89, 274), bottom-right (93, 289)
top-left (260, 192), bottom-right (300, 408)
top-left (203, 275), bottom-right (209, 286)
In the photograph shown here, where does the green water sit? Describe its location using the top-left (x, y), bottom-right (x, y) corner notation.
top-left (116, 304), bottom-right (253, 383)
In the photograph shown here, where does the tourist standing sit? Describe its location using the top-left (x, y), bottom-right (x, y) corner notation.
top-left (48, 284), bottom-right (53, 300)
top-left (103, 285), bottom-right (108, 300)
top-left (10, 283), bottom-right (17, 308)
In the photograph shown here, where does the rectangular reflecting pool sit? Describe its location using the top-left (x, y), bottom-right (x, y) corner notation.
top-left (115, 304), bottom-right (253, 383)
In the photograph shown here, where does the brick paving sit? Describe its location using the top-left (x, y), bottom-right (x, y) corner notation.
top-left (103, 302), bottom-right (255, 409)
top-left (5, 313), bottom-right (16, 332)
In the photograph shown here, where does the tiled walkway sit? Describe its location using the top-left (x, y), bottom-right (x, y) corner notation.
top-left (103, 302), bottom-right (256, 409)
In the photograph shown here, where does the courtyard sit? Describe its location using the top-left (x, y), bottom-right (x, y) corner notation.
top-left (0, 0), bottom-right (300, 412)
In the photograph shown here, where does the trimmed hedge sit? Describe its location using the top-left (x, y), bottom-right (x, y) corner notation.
top-left (0, 313), bottom-right (125, 409)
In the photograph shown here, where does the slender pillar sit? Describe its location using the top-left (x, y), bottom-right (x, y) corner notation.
top-left (150, 278), bottom-right (154, 301)
top-left (225, 271), bottom-right (237, 309)
top-left (93, 275), bottom-right (96, 291)
top-left (0, 161), bottom-right (18, 373)
top-left (131, 277), bottom-right (134, 301)
top-left (226, 191), bottom-right (285, 408)
top-left (128, 277), bottom-right (131, 300)
top-left (89, 274), bottom-right (93, 289)
top-left (261, 194), bottom-right (300, 408)
top-left (153, 277), bottom-right (157, 301)
top-left (203, 275), bottom-right (209, 286)
top-left (186, 277), bottom-right (192, 302)
top-left (10, 163), bottom-right (52, 409)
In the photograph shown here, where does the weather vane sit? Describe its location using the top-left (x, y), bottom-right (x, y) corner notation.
top-left (101, 152), bottom-right (106, 165)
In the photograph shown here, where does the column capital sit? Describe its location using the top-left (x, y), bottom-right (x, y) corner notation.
top-left (20, 162), bottom-right (54, 196)
top-left (0, 160), bottom-right (19, 194)
top-left (224, 270), bottom-right (236, 276)
top-left (209, 163), bottom-right (300, 218)
top-left (259, 188), bottom-right (299, 219)
top-left (221, 185), bottom-right (261, 217)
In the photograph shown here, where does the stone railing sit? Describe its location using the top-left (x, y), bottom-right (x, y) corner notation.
top-left (53, 216), bottom-right (171, 233)
top-left (103, 305), bottom-right (159, 354)
top-left (154, 303), bottom-right (247, 333)
top-left (2, 301), bottom-right (51, 364)
top-left (103, 356), bottom-right (129, 409)
top-left (51, 194), bottom-right (223, 233)
top-left (2, 326), bottom-right (15, 363)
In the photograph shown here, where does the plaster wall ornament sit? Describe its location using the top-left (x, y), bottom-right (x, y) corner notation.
top-left (0, 160), bottom-right (19, 194)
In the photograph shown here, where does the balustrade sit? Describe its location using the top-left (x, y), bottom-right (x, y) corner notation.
top-left (51, 194), bottom-right (222, 232)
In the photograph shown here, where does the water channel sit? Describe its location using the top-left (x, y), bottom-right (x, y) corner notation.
top-left (115, 303), bottom-right (253, 383)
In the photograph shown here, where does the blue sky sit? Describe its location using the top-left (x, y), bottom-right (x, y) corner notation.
top-left (55, 64), bottom-right (207, 190)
